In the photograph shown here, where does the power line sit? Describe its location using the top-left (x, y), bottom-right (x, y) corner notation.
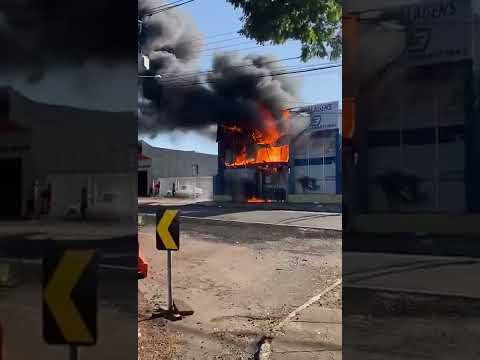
top-left (200, 40), bottom-right (258, 53)
top-left (146, 64), bottom-right (343, 89)
top-left (200, 44), bottom-right (279, 56)
top-left (191, 36), bottom-right (248, 48)
top-left (142, 29), bottom-right (242, 50)
top-left (198, 37), bottom-right (299, 54)
top-left (158, 61), bottom-right (340, 85)
top-left (142, 0), bottom-right (195, 17)
top-left (143, 1), bottom-right (184, 13)
top-left (140, 56), bottom-right (303, 81)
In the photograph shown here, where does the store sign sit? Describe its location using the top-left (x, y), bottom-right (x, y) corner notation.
top-left (303, 101), bottom-right (340, 131)
top-left (403, 0), bottom-right (471, 66)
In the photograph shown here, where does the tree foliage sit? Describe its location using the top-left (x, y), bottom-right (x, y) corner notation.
top-left (227, 0), bottom-right (342, 61)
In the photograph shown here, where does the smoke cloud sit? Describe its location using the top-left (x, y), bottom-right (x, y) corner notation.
top-left (138, 0), bottom-right (301, 140)
top-left (0, 1), bottom-right (137, 80)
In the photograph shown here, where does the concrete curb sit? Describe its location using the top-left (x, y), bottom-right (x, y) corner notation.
top-left (194, 201), bottom-right (342, 213)
top-left (0, 236), bottom-right (136, 259)
top-left (138, 213), bottom-right (342, 234)
top-left (343, 285), bottom-right (480, 317)
top-left (344, 232), bottom-right (480, 257)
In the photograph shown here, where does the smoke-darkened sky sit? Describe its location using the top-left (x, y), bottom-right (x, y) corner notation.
top-left (138, 0), bottom-right (300, 140)
top-left (0, 1), bottom-right (137, 111)
top-left (1, 0), bottom-right (136, 74)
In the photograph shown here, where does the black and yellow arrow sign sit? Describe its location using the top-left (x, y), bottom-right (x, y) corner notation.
top-left (43, 249), bottom-right (97, 346)
top-left (156, 209), bottom-right (180, 251)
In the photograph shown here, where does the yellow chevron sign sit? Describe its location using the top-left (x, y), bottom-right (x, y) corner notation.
top-left (156, 209), bottom-right (180, 251)
top-left (43, 249), bottom-right (97, 345)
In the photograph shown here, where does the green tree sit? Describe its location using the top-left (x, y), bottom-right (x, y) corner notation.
top-left (227, 0), bottom-right (342, 61)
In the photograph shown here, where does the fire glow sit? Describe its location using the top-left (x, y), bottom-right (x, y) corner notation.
top-left (224, 105), bottom-right (290, 168)
top-left (246, 196), bottom-right (272, 203)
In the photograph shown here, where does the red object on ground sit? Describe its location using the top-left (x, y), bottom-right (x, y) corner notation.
top-left (138, 250), bottom-right (148, 279)
top-left (0, 321), bottom-right (3, 360)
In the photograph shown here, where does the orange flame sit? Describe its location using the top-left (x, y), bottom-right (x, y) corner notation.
top-left (225, 105), bottom-right (290, 168)
top-left (246, 196), bottom-right (272, 203)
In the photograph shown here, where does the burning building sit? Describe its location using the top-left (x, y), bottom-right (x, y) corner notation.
top-left (217, 104), bottom-right (291, 202)
top-left (216, 101), bottom-right (341, 203)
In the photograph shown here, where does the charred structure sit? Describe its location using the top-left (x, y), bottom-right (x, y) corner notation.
top-left (216, 104), bottom-right (291, 202)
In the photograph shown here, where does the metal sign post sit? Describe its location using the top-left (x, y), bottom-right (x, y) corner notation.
top-left (0, 321), bottom-right (3, 360)
top-left (167, 250), bottom-right (173, 311)
top-left (70, 346), bottom-right (78, 360)
top-left (155, 209), bottom-right (193, 321)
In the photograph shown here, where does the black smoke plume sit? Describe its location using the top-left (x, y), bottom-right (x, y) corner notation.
top-left (0, 1), bottom-right (137, 80)
top-left (138, 0), bottom-right (301, 140)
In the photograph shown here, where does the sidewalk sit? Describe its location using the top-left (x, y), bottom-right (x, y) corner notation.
top-left (271, 307), bottom-right (341, 360)
top-left (0, 219), bottom-right (136, 240)
top-left (344, 252), bottom-right (480, 316)
top-left (0, 219), bottom-right (136, 259)
top-left (344, 232), bottom-right (480, 257)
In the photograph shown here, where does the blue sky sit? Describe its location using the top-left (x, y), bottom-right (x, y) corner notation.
top-left (140, 0), bottom-right (342, 154)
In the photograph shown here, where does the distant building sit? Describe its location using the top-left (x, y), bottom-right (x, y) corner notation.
top-left (138, 140), bottom-right (218, 198)
top-left (345, 0), bottom-right (479, 213)
top-left (0, 88), bottom-right (137, 220)
top-left (289, 101), bottom-right (342, 197)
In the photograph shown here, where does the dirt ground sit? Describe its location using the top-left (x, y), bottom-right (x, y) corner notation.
top-left (138, 219), bottom-right (341, 359)
top-left (138, 291), bottom-right (178, 360)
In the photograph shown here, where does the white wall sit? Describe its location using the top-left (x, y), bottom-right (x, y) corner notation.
top-left (156, 176), bottom-right (214, 200)
top-left (365, 57), bottom-right (467, 212)
top-left (7, 90), bottom-right (137, 219)
top-left (293, 131), bottom-right (338, 194)
top-left (47, 173), bottom-right (136, 220)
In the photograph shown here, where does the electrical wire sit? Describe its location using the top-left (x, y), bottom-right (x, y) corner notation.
top-left (158, 61), bottom-right (341, 85)
top-left (140, 56), bottom-right (302, 80)
top-left (200, 44), bottom-right (280, 56)
top-left (142, 0), bottom-right (195, 17)
top-left (149, 64), bottom-right (343, 89)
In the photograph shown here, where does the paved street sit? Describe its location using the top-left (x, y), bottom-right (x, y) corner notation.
top-left (0, 260), bottom-right (137, 360)
top-left (0, 218), bottom-right (138, 359)
top-left (343, 251), bottom-right (480, 359)
top-left (138, 215), bottom-right (341, 359)
top-left (0, 219), bottom-right (136, 240)
top-left (139, 203), bottom-right (342, 231)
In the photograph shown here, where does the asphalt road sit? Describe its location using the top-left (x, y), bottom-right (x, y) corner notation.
top-left (138, 217), bottom-right (341, 359)
top-left (0, 260), bottom-right (137, 360)
top-left (139, 204), bottom-right (342, 231)
top-left (343, 251), bottom-right (480, 359)
top-left (0, 219), bottom-right (138, 360)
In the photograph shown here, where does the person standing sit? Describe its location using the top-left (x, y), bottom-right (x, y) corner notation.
top-left (172, 182), bottom-right (176, 197)
top-left (80, 186), bottom-right (87, 220)
top-left (46, 184), bottom-right (52, 215)
top-left (33, 180), bottom-right (40, 219)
